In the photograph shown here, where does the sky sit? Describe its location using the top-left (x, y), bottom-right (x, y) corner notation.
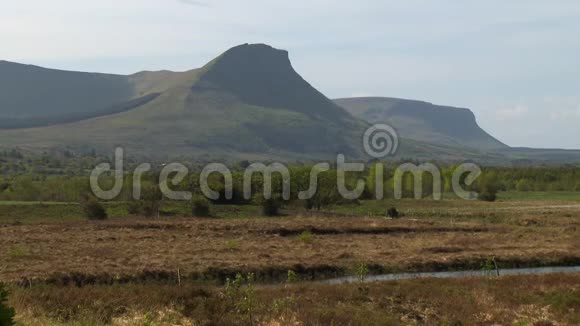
top-left (1, 0), bottom-right (579, 149)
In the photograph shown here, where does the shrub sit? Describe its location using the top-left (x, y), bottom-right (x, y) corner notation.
top-left (141, 185), bottom-right (162, 217)
top-left (298, 230), bottom-right (314, 244)
top-left (0, 283), bottom-right (15, 326)
top-left (481, 256), bottom-right (499, 277)
top-left (127, 200), bottom-right (142, 215)
top-left (260, 198), bottom-right (280, 217)
top-left (479, 174), bottom-right (499, 202)
top-left (302, 199), bottom-right (315, 210)
top-left (225, 239), bottom-right (239, 251)
top-left (479, 191), bottom-right (497, 202)
top-left (192, 196), bottom-right (211, 217)
top-left (354, 262), bottom-right (369, 283)
top-left (386, 207), bottom-right (400, 218)
top-left (0, 183), bottom-right (9, 193)
top-left (516, 179), bottom-right (532, 192)
top-left (82, 198), bottom-right (107, 220)
top-left (224, 273), bottom-right (256, 323)
top-left (287, 270), bottom-right (299, 283)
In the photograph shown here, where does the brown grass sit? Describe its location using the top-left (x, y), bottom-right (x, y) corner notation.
top-left (8, 273), bottom-right (580, 325)
top-left (1, 212), bottom-right (578, 284)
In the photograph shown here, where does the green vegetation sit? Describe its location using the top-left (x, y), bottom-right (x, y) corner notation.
top-left (224, 273), bottom-right (257, 323)
top-left (544, 288), bottom-right (580, 315)
top-left (9, 274), bottom-right (580, 325)
top-left (259, 198), bottom-right (280, 217)
top-left (498, 191), bottom-right (580, 201)
top-left (225, 239), bottom-right (240, 251)
top-left (0, 159), bottom-right (578, 226)
top-left (287, 270), bottom-right (299, 283)
top-left (0, 283), bottom-right (15, 326)
top-left (298, 230), bottom-right (314, 244)
top-left (6, 245), bottom-right (29, 260)
top-left (81, 197), bottom-right (108, 220)
top-left (477, 171), bottom-right (500, 202)
top-left (192, 196), bottom-right (211, 217)
top-left (386, 207), bottom-right (400, 218)
top-left (354, 262), bottom-right (370, 283)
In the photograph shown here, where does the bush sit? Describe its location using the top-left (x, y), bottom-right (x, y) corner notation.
top-left (479, 173), bottom-right (499, 202)
top-left (479, 191), bottom-right (497, 202)
top-left (141, 185), bottom-right (163, 217)
top-left (386, 207), bottom-right (400, 218)
top-left (298, 230), bottom-right (314, 244)
top-left (82, 198), bottom-right (107, 220)
top-left (224, 273), bottom-right (256, 323)
top-left (127, 200), bottom-right (142, 215)
top-left (287, 270), bottom-right (299, 283)
top-left (354, 262), bottom-right (369, 283)
top-left (0, 183), bottom-right (9, 193)
top-left (260, 198), bottom-right (280, 217)
top-left (0, 283), bottom-right (16, 326)
top-left (192, 196), bottom-right (211, 217)
top-left (302, 199), bottom-right (315, 210)
top-left (515, 179), bottom-right (532, 192)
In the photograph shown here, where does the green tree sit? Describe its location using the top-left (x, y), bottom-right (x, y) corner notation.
top-left (516, 179), bottom-right (532, 192)
top-left (478, 172), bottom-right (500, 202)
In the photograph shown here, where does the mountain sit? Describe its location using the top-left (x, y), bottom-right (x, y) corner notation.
top-left (0, 44), bottom-right (367, 160)
top-left (334, 97), bottom-right (507, 150)
top-left (1, 44), bottom-right (578, 164)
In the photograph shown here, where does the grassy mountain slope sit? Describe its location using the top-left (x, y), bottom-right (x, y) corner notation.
top-left (0, 61), bottom-right (133, 119)
top-left (0, 44), bottom-right (367, 160)
top-left (335, 97), bottom-right (507, 150)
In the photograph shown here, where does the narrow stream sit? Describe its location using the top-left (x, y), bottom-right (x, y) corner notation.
top-left (325, 266), bottom-right (580, 284)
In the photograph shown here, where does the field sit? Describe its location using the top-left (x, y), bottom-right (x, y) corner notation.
top-left (1, 192), bottom-right (580, 325)
top-left (7, 274), bottom-right (580, 325)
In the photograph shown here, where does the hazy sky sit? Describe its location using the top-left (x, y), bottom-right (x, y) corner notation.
top-left (1, 0), bottom-right (579, 149)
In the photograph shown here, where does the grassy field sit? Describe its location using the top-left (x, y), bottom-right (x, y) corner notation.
top-left (498, 191), bottom-right (580, 201)
top-left (1, 191), bottom-right (578, 224)
top-left (6, 273), bottom-right (580, 325)
top-left (1, 192), bottom-right (579, 325)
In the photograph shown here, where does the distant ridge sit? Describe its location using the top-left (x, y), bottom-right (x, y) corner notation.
top-left (335, 97), bottom-right (507, 150)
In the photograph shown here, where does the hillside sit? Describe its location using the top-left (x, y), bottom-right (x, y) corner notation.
top-left (335, 97), bottom-right (507, 150)
top-left (0, 44), bottom-right (367, 160)
top-left (0, 60), bottom-right (133, 128)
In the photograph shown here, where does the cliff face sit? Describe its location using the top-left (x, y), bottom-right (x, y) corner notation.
top-left (197, 44), bottom-right (352, 122)
top-left (335, 97), bottom-right (507, 150)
